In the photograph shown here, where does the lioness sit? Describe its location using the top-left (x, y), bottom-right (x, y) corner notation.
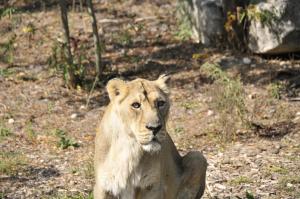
top-left (94, 75), bottom-right (207, 199)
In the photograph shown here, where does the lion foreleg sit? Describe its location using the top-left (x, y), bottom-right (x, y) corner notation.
top-left (176, 151), bottom-right (207, 199)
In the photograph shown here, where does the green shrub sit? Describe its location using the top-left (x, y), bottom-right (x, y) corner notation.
top-left (55, 129), bottom-right (79, 149)
top-left (201, 62), bottom-right (250, 141)
top-left (0, 125), bottom-right (12, 141)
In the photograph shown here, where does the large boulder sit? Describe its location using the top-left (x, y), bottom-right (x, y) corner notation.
top-left (180, 0), bottom-right (300, 54)
top-left (248, 0), bottom-right (300, 54)
top-left (179, 0), bottom-right (225, 45)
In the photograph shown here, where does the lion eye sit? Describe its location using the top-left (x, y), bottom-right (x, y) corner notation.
top-left (157, 100), bottom-right (166, 108)
top-left (131, 102), bottom-right (141, 109)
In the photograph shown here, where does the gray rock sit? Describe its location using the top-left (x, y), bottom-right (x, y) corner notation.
top-left (242, 57), bottom-right (251, 64)
top-left (248, 0), bottom-right (300, 54)
top-left (179, 0), bottom-right (225, 45)
top-left (222, 157), bottom-right (231, 164)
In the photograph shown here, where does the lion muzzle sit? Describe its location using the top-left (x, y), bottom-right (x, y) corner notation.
top-left (145, 121), bottom-right (162, 136)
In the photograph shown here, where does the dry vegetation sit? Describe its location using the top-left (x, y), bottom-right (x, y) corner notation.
top-left (0, 0), bottom-right (300, 199)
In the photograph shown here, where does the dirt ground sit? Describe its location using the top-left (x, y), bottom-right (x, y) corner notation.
top-left (1, 1), bottom-right (300, 199)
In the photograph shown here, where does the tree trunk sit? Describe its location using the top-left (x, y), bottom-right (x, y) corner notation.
top-left (59, 0), bottom-right (75, 88)
top-left (86, 0), bottom-right (103, 78)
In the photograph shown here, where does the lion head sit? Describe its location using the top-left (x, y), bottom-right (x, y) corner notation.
top-left (106, 75), bottom-right (170, 153)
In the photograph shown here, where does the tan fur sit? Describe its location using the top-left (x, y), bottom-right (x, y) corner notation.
top-left (94, 75), bottom-right (207, 199)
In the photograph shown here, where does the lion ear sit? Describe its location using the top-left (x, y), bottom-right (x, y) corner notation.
top-left (156, 74), bottom-right (170, 94)
top-left (106, 78), bottom-right (127, 101)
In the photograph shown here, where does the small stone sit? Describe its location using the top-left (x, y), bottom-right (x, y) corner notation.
top-left (242, 57), bottom-right (251, 64)
top-left (269, 108), bottom-right (276, 115)
top-left (275, 144), bottom-right (281, 149)
top-left (271, 148), bottom-right (280, 154)
top-left (187, 110), bottom-right (193, 115)
top-left (248, 93), bottom-right (256, 99)
top-left (236, 129), bottom-right (247, 135)
top-left (150, 26), bottom-right (158, 32)
top-left (207, 110), bottom-right (214, 116)
top-left (247, 149), bottom-right (259, 157)
top-left (80, 105), bottom-right (85, 110)
top-left (293, 116), bottom-right (300, 123)
top-left (296, 112), bottom-right (300, 116)
top-left (222, 157), bottom-right (231, 164)
top-left (279, 61), bottom-right (286, 66)
top-left (120, 49), bottom-right (126, 54)
top-left (286, 183), bottom-right (293, 188)
top-left (160, 24), bottom-right (168, 32)
top-left (28, 154), bottom-right (36, 159)
top-left (8, 118), bottom-right (14, 124)
top-left (71, 113), bottom-right (77, 119)
top-left (215, 183), bottom-right (226, 190)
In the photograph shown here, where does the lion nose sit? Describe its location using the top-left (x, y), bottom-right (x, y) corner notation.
top-left (146, 123), bottom-right (162, 136)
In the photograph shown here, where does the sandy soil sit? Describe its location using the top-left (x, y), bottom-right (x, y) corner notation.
top-left (0, 1), bottom-right (300, 198)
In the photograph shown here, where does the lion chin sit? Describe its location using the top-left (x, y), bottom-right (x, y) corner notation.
top-left (141, 140), bottom-right (161, 153)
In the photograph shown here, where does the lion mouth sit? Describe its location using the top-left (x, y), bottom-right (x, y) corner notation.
top-left (140, 137), bottom-right (160, 146)
top-left (141, 139), bottom-right (162, 152)
top-left (138, 134), bottom-right (161, 145)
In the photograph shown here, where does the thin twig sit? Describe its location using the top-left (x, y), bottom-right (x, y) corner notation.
top-left (289, 97), bottom-right (300, 101)
top-left (97, 16), bottom-right (157, 24)
top-left (86, 76), bottom-right (98, 107)
top-left (0, 103), bottom-right (7, 110)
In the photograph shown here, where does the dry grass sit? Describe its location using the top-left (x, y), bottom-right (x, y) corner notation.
top-left (229, 176), bottom-right (253, 185)
top-left (200, 62), bottom-right (250, 141)
top-left (48, 192), bottom-right (93, 199)
top-left (83, 156), bottom-right (94, 179)
top-left (278, 175), bottom-right (300, 193)
top-left (0, 151), bottom-right (27, 175)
